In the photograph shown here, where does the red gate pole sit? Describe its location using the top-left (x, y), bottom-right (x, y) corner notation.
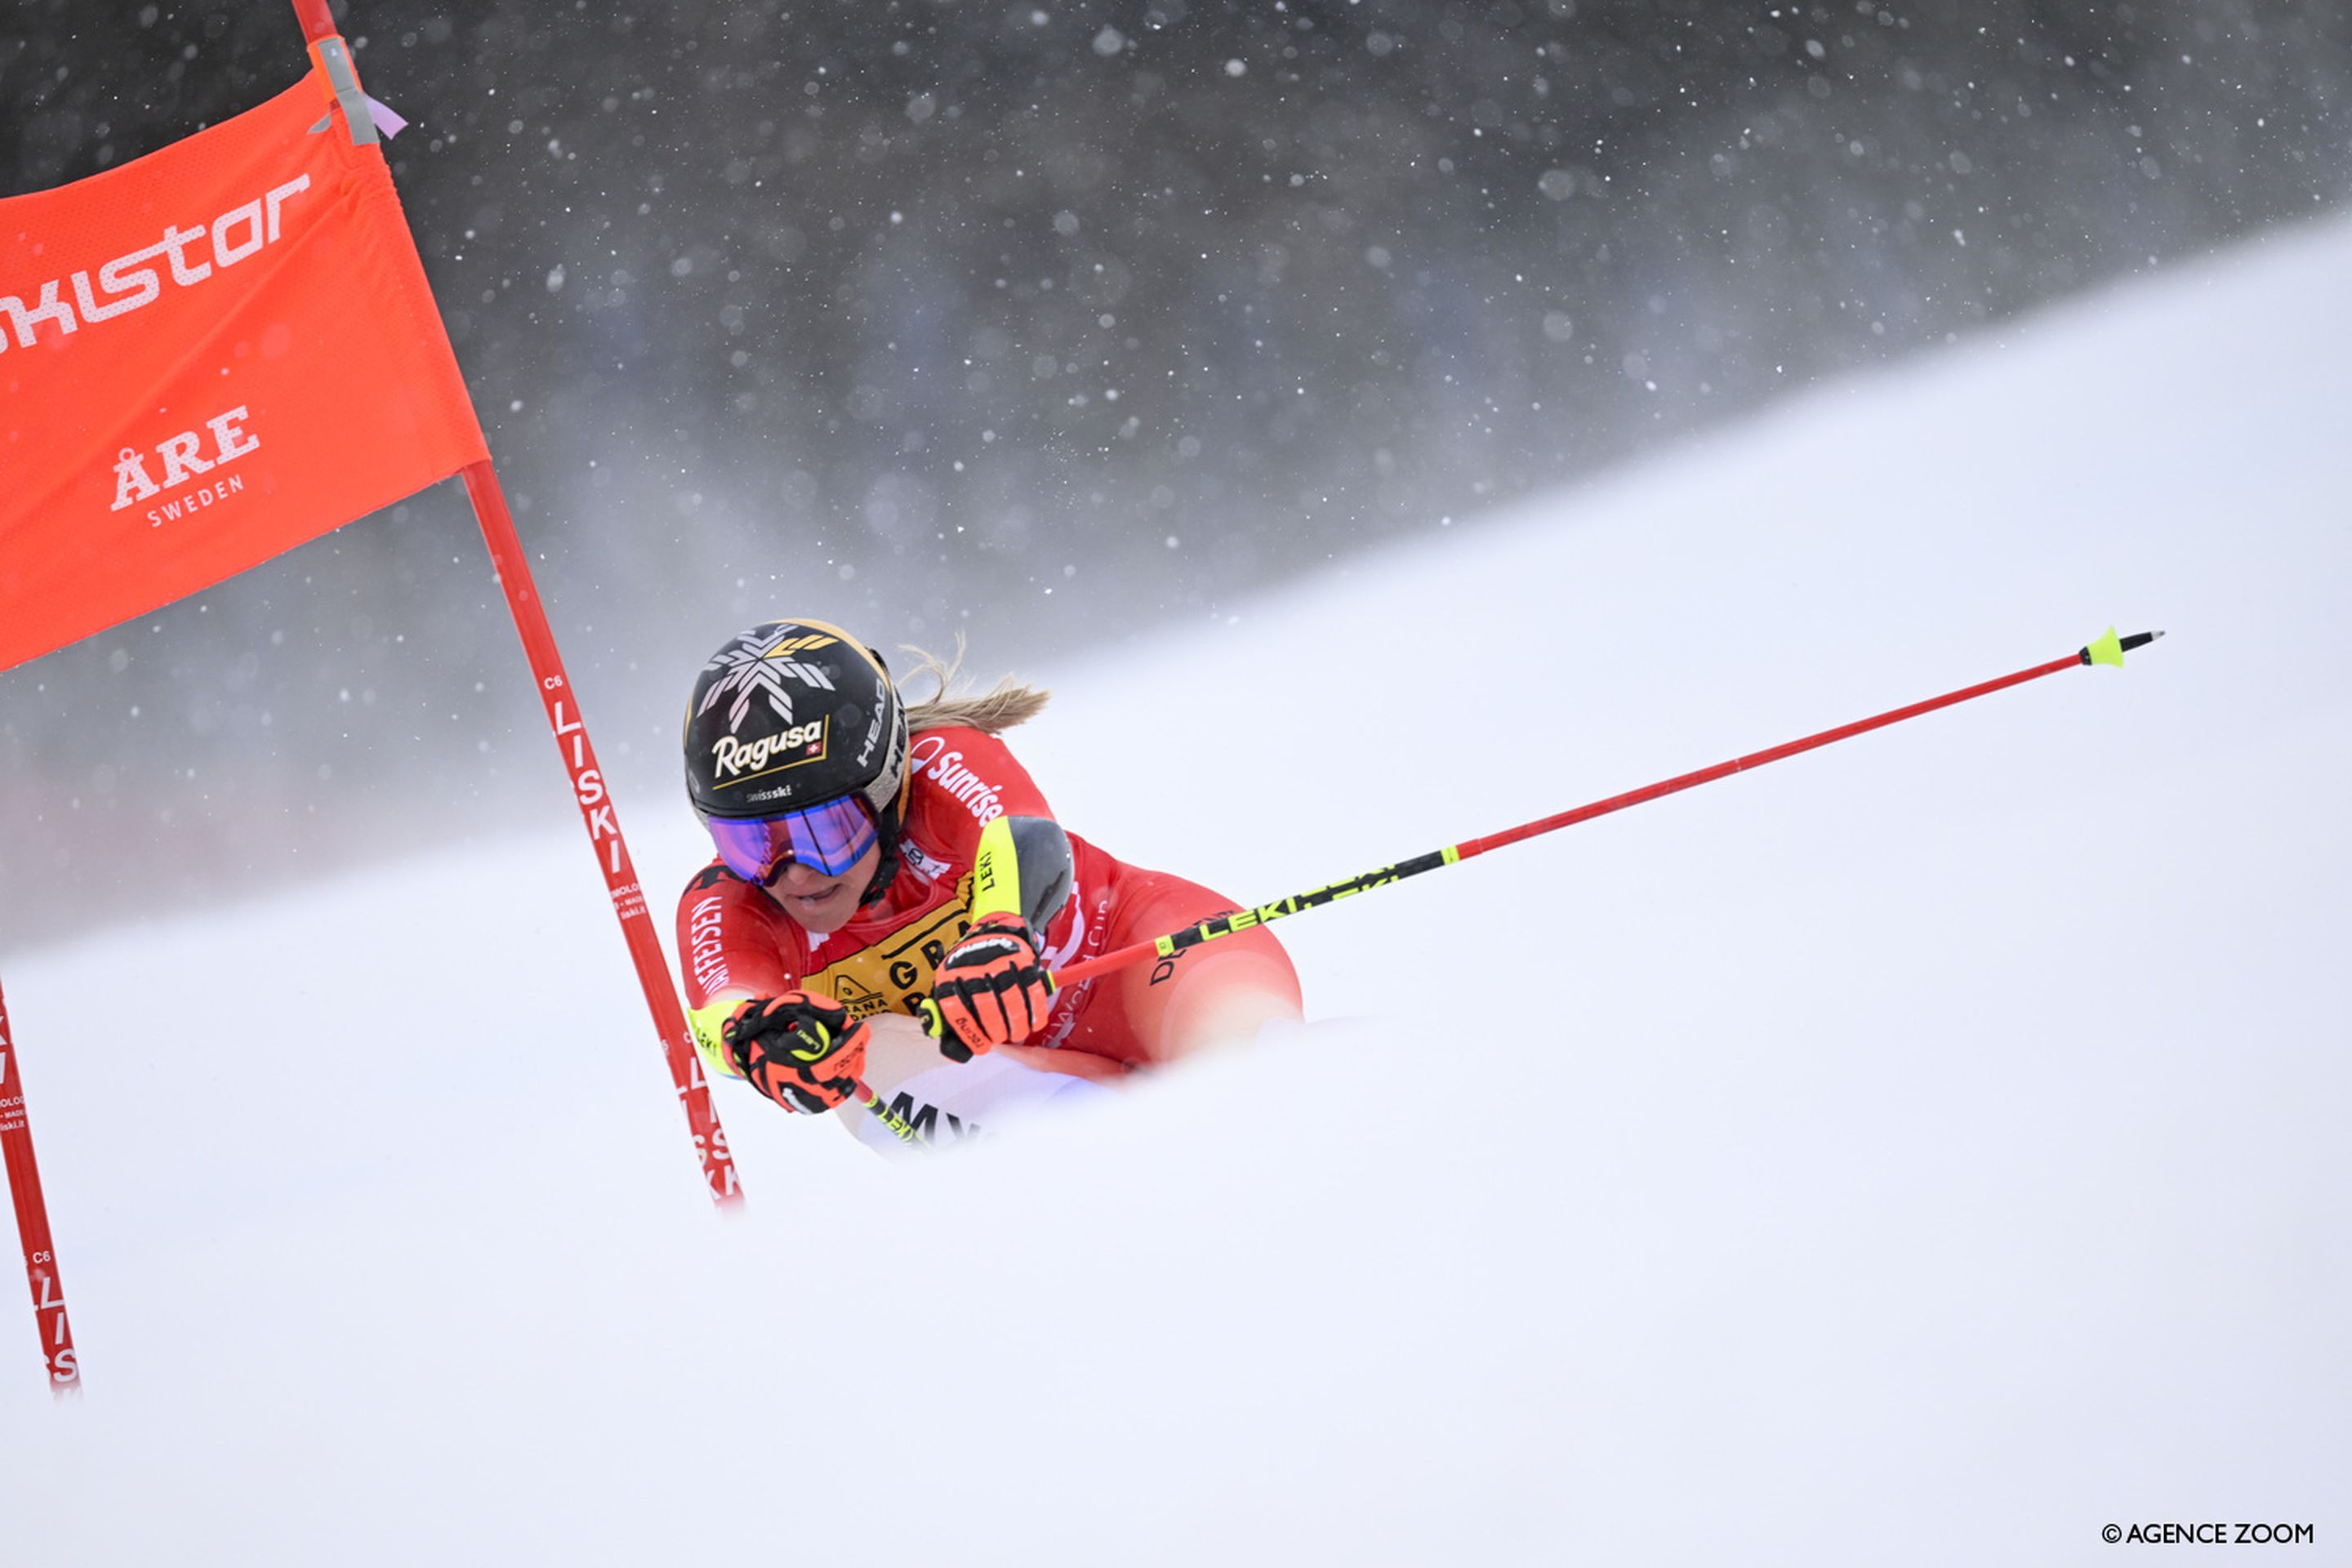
top-left (289, 0), bottom-right (337, 44)
top-left (286, 0), bottom-right (738, 1205)
top-left (461, 464), bottom-right (742, 1209)
top-left (1, 979), bottom-right (79, 1392)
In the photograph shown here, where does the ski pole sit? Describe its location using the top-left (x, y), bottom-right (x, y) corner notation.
top-left (853, 1079), bottom-right (920, 1144)
top-left (1049, 627), bottom-right (2165, 991)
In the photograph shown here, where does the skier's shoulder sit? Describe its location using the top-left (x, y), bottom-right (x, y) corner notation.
top-left (675, 860), bottom-right (808, 972)
top-left (674, 862), bottom-right (826, 1011)
top-left (907, 721), bottom-right (1024, 773)
top-left (904, 724), bottom-right (1047, 818)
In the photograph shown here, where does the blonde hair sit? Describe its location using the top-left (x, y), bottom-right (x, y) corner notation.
top-left (898, 634), bottom-right (1050, 735)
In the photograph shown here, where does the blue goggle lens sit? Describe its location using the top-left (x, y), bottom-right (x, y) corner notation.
top-left (706, 795), bottom-right (879, 883)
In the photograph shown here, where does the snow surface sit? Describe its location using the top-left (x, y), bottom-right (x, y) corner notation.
top-left (6, 217), bottom-right (2350, 1565)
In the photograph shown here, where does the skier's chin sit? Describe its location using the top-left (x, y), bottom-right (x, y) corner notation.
top-left (764, 850), bottom-right (875, 934)
top-left (774, 881), bottom-right (853, 933)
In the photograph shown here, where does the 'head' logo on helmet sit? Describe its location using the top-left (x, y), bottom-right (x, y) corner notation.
top-left (684, 620), bottom-right (911, 832)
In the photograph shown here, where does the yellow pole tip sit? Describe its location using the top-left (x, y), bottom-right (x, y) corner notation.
top-left (2084, 626), bottom-right (2126, 668)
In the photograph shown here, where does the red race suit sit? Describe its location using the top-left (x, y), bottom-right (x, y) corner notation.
top-left (675, 724), bottom-right (1295, 1083)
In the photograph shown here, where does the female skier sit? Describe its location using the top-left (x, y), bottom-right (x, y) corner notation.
top-left (673, 618), bottom-right (1303, 1152)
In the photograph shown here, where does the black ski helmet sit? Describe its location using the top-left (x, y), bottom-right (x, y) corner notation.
top-left (683, 620), bottom-right (911, 836)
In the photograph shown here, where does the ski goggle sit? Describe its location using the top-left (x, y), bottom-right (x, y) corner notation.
top-left (704, 795), bottom-right (880, 884)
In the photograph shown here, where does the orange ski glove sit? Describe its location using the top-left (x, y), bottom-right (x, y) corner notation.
top-left (920, 912), bottom-right (1055, 1062)
top-left (722, 991), bottom-right (868, 1114)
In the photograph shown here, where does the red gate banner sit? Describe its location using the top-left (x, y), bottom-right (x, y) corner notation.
top-left (2, 32), bottom-right (739, 1403)
top-left (0, 73), bottom-right (487, 674)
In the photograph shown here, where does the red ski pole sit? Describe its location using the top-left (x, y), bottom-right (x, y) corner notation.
top-left (1050, 628), bottom-right (2166, 991)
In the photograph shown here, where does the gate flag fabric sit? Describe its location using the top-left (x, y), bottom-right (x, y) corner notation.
top-left (0, 73), bottom-right (488, 675)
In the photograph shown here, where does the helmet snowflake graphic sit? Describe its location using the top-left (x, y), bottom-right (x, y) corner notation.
top-left (695, 626), bottom-right (840, 735)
